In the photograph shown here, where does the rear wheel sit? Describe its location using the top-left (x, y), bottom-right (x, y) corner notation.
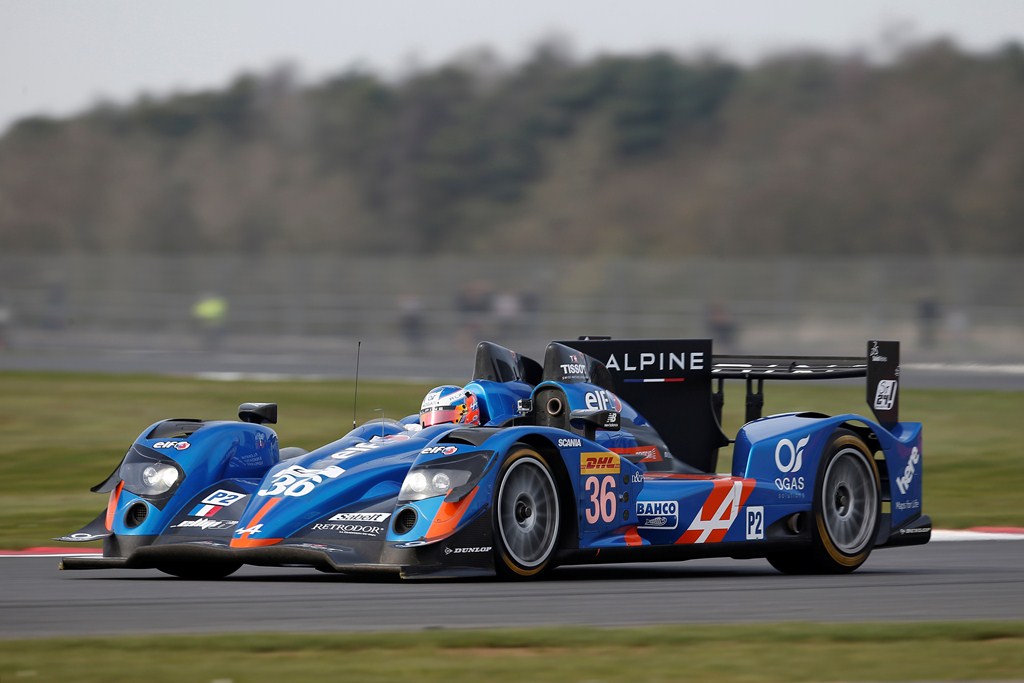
top-left (768, 430), bottom-right (880, 574)
top-left (493, 446), bottom-right (561, 579)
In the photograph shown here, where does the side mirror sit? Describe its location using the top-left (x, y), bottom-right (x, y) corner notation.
top-left (239, 402), bottom-right (278, 425)
top-left (569, 409), bottom-right (620, 441)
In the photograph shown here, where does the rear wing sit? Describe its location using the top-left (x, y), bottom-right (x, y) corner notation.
top-left (566, 338), bottom-right (901, 474)
top-left (712, 340), bottom-right (900, 429)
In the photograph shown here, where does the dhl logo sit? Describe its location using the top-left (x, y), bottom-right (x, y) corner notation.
top-left (581, 453), bottom-right (620, 475)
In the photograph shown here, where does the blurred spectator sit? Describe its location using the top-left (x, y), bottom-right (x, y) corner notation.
top-left (45, 276), bottom-right (67, 330)
top-left (917, 295), bottom-right (941, 349)
top-left (0, 296), bottom-right (10, 350)
top-left (455, 280), bottom-right (493, 348)
top-left (706, 300), bottom-right (738, 352)
top-left (192, 293), bottom-right (228, 350)
top-left (492, 290), bottom-right (522, 341)
top-left (398, 294), bottom-right (424, 350)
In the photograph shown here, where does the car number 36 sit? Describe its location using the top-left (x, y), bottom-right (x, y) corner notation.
top-left (258, 464), bottom-right (345, 497)
top-left (584, 475), bottom-right (617, 524)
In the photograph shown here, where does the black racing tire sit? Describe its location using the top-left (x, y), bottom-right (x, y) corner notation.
top-left (156, 562), bottom-right (242, 580)
top-left (493, 446), bottom-right (561, 579)
top-left (768, 429), bottom-right (881, 575)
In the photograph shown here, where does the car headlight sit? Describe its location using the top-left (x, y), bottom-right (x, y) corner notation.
top-left (140, 463), bottom-right (180, 493)
top-left (399, 451), bottom-right (492, 502)
top-left (118, 444), bottom-right (186, 500)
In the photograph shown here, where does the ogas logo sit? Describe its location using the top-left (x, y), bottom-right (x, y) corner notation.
top-left (774, 435), bottom-right (809, 492)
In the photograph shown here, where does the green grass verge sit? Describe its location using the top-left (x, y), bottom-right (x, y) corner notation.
top-left (2, 623), bottom-right (1024, 682)
top-left (1, 371), bottom-right (1022, 549)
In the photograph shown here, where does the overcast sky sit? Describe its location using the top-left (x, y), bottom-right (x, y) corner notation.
top-left (2, 0), bottom-right (1023, 134)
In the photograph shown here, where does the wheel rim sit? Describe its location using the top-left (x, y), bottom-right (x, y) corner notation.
top-left (497, 457), bottom-right (559, 568)
top-left (821, 447), bottom-right (878, 555)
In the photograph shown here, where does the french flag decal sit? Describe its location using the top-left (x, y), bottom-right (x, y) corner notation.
top-left (190, 504), bottom-right (223, 518)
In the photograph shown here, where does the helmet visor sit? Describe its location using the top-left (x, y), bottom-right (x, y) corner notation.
top-left (420, 407), bottom-right (465, 427)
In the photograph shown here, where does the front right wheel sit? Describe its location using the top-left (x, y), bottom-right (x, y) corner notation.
top-left (493, 446), bottom-right (561, 579)
top-left (768, 429), bottom-right (880, 574)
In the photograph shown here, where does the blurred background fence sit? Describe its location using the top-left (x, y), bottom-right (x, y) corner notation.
top-left (2, 253), bottom-right (1021, 363)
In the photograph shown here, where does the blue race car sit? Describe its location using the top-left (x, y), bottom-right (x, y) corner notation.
top-left (59, 338), bottom-right (930, 579)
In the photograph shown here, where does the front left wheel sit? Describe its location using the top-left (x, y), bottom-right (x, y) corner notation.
top-left (493, 446), bottom-right (561, 579)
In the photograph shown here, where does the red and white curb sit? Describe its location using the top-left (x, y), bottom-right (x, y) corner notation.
top-left (1, 528), bottom-right (1023, 558)
top-left (931, 527), bottom-right (1024, 542)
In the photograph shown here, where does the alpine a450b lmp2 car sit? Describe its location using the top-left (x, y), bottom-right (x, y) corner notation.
top-left (59, 338), bottom-right (929, 579)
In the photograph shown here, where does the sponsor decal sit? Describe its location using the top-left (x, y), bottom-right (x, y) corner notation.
top-left (895, 499), bottom-right (921, 511)
top-left (394, 540), bottom-right (429, 548)
top-left (558, 438), bottom-right (583, 448)
top-left (899, 526), bottom-right (930, 535)
top-left (604, 351), bottom-right (704, 373)
top-left (311, 523), bottom-right (383, 537)
top-left (560, 354), bottom-right (588, 379)
top-left (637, 500), bottom-right (679, 530)
top-left (584, 390), bottom-right (621, 412)
top-left (610, 445), bottom-right (662, 462)
top-left (329, 512), bottom-right (392, 523)
top-left (677, 479), bottom-right (756, 544)
top-left (202, 489), bottom-right (246, 507)
top-left (173, 518), bottom-right (237, 531)
top-left (745, 506), bottom-right (765, 540)
top-left (869, 341), bottom-right (888, 362)
top-left (896, 446), bottom-right (921, 495)
top-left (235, 523), bottom-right (264, 536)
top-left (774, 436), bottom-right (809, 492)
top-left (64, 532), bottom-right (106, 541)
top-left (580, 453), bottom-right (620, 475)
top-left (153, 440), bottom-right (190, 451)
top-left (444, 546), bottom-right (492, 555)
top-left (874, 380), bottom-right (898, 411)
top-left (420, 445), bottom-right (459, 456)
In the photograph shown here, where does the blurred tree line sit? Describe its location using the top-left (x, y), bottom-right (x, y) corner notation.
top-left (1, 39), bottom-right (1022, 256)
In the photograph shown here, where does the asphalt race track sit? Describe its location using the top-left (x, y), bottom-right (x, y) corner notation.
top-left (1, 539), bottom-right (1021, 639)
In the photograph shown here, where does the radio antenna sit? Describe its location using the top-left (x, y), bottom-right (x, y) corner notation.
top-left (352, 340), bottom-right (361, 430)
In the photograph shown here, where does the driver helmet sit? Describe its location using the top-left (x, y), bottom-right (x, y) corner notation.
top-left (419, 385), bottom-right (481, 428)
